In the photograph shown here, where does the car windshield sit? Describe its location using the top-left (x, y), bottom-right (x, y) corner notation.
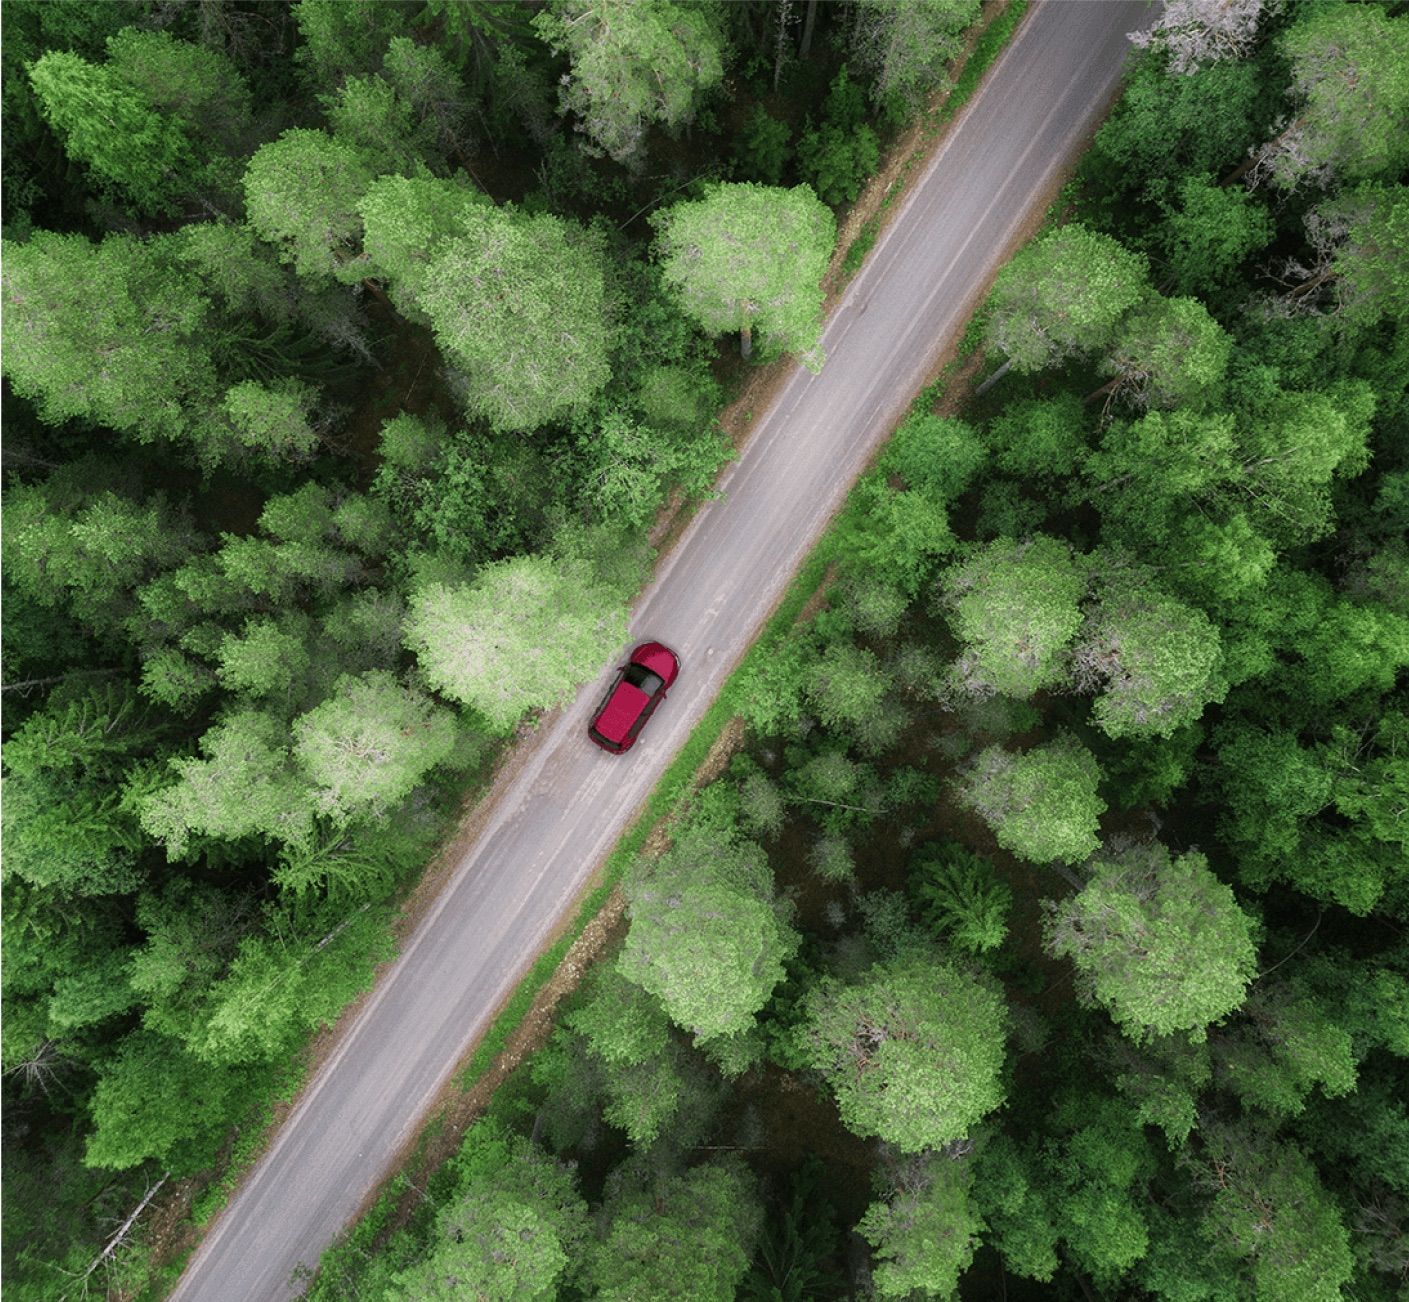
top-left (624, 665), bottom-right (664, 695)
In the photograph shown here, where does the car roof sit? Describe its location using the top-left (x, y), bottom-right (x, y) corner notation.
top-left (595, 681), bottom-right (651, 743)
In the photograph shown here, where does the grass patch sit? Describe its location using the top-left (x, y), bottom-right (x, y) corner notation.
top-left (840, 218), bottom-right (881, 279)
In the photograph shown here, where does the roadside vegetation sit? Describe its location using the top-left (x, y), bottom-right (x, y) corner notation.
top-left (3, 1), bottom-right (1406, 1299)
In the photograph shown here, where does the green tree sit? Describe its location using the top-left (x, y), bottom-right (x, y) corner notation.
top-left (1, 232), bottom-right (217, 449)
top-left (1074, 571), bottom-right (1227, 740)
top-left (387, 1120), bottom-right (588, 1302)
top-left (804, 642), bottom-right (906, 754)
top-left (1211, 978), bottom-right (1357, 1116)
top-left (1155, 173), bottom-right (1274, 295)
top-left (796, 67), bottom-right (879, 207)
top-left (576, 408), bottom-right (728, 529)
top-left (1197, 1123), bottom-right (1355, 1301)
top-left (417, 206), bottom-right (612, 429)
top-left (986, 394), bottom-right (1089, 482)
top-left (2, 467), bottom-right (198, 635)
top-left (534, 0), bottom-right (726, 166)
top-left (1, 681), bottom-right (171, 897)
top-left (618, 811), bottom-right (798, 1042)
top-left (403, 554), bottom-right (628, 732)
top-left (242, 129), bottom-right (373, 282)
top-left (584, 1159), bottom-right (763, 1301)
top-left (1303, 182), bottom-right (1409, 327)
top-left (293, 672), bottom-right (459, 821)
top-left (1044, 841), bottom-right (1258, 1040)
top-left (1098, 295), bottom-right (1232, 411)
top-left (25, 49), bottom-right (192, 214)
top-left (184, 901), bottom-right (394, 1067)
top-left (736, 104), bottom-right (791, 184)
top-left (956, 736), bottom-right (1106, 866)
top-left (136, 710), bottom-right (313, 857)
top-left (909, 843), bottom-right (1012, 954)
top-left (293, 0), bottom-right (411, 89)
top-left (103, 26), bottom-right (252, 191)
top-left (653, 181), bottom-right (835, 360)
top-left (215, 615), bottom-right (312, 701)
top-left (940, 535), bottom-right (1087, 700)
top-left (851, 0), bottom-right (981, 109)
top-left (1213, 714), bottom-right (1406, 916)
top-left (799, 951), bottom-right (1008, 1151)
top-left (1259, 5), bottom-right (1409, 190)
top-left (984, 225), bottom-right (1148, 376)
top-left (84, 1031), bottom-right (256, 1173)
top-left (221, 379), bottom-right (322, 460)
top-left (859, 1152), bottom-right (983, 1300)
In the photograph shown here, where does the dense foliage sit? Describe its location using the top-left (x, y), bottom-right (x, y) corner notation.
top-left (4, 1), bottom-right (1407, 1299)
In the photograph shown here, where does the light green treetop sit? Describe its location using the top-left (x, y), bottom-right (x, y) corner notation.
top-left (1045, 841), bottom-right (1258, 1040)
top-left (534, 0), bottom-right (726, 165)
top-left (403, 553), bottom-right (628, 732)
top-left (293, 671), bottom-right (459, 821)
top-left (1264, 5), bottom-right (1409, 190)
top-left (1099, 295), bottom-right (1232, 411)
top-left (1, 231), bottom-right (216, 447)
top-left (1074, 572), bottom-right (1227, 740)
top-left (1199, 1124), bottom-right (1355, 1301)
top-left (137, 710), bottom-right (313, 857)
top-left (387, 1120), bottom-right (588, 1302)
top-left (653, 181), bottom-right (835, 361)
top-left (956, 736), bottom-right (1106, 866)
top-left (801, 951), bottom-right (1008, 1151)
top-left (859, 1153), bottom-right (984, 1300)
top-left (851, 0), bottom-right (981, 108)
top-left (26, 49), bottom-right (192, 213)
top-left (417, 206), bottom-right (612, 429)
top-left (986, 224), bottom-right (1149, 374)
top-left (242, 128), bottom-right (374, 282)
top-left (941, 535), bottom-right (1087, 700)
top-left (584, 1159), bottom-right (762, 1302)
top-left (618, 813), bottom-right (798, 1042)
top-left (356, 173), bottom-right (488, 310)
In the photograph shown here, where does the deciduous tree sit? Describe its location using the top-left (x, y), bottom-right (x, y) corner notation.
top-left (584, 1158), bottom-right (762, 1301)
top-left (956, 736), bottom-right (1106, 866)
top-left (293, 671), bottom-right (459, 821)
top-left (984, 225), bottom-right (1148, 376)
top-left (859, 1151), bottom-right (983, 1299)
top-left (799, 950), bottom-right (1008, 1150)
top-left (1, 232), bottom-right (218, 449)
top-left (243, 129), bottom-right (373, 282)
top-left (618, 811), bottom-right (797, 1043)
top-left (940, 535), bottom-right (1087, 700)
top-left (851, 0), bottom-right (980, 109)
top-left (403, 554), bottom-right (628, 732)
top-left (1255, 6), bottom-right (1409, 190)
top-left (1044, 841), bottom-right (1258, 1040)
top-left (1073, 571), bottom-right (1227, 740)
top-left (417, 206), bottom-right (612, 429)
top-left (653, 182), bottom-right (835, 360)
top-left (534, 0), bottom-right (726, 166)
top-left (387, 1119), bottom-right (588, 1302)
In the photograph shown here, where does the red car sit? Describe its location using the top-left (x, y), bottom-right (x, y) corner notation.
top-left (588, 642), bottom-right (680, 754)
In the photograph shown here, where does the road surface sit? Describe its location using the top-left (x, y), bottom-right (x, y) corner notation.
top-left (171, 3), bottom-right (1147, 1296)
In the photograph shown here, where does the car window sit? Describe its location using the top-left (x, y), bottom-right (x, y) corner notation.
top-left (624, 665), bottom-right (664, 695)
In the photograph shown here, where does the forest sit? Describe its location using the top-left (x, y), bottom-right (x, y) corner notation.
top-left (1, 0), bottom-right (1406, 1298)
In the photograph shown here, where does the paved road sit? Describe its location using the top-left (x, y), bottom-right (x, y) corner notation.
top-left (171, 4), bottom-right (1147, 1297)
